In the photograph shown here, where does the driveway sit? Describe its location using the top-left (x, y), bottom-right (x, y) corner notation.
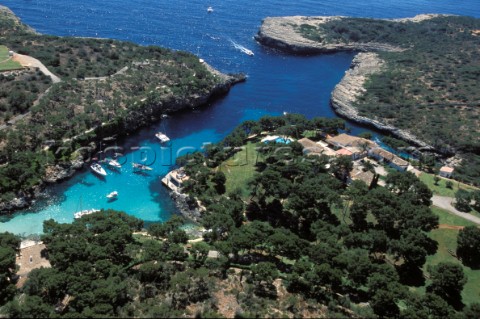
top-left (12, 53), bottom-right (61, 83)
top-left (432, 195), bottom-right (480, 225)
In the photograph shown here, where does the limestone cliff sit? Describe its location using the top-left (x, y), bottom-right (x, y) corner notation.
top-left (255, 16), bottom-right (404, 54)
top-left (330, 53), bottom-right (433, 149)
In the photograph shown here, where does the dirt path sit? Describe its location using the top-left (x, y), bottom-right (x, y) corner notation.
top-left (438, 224), bottom-right (465, 230)
top-left (12, 53), bottom-right (61, 83)
top-left (432, 195), bottom-right (480, 225)
top-left (84, 66), bottom-right (129, 81)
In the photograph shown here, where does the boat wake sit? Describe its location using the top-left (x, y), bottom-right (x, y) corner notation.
top-left (229, 39), bottom-right (254, 56)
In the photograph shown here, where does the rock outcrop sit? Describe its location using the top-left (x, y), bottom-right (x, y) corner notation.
top-left (255, 16), bottom-right (404, 54)
top-left (331, 53), bottom-right (434, 149)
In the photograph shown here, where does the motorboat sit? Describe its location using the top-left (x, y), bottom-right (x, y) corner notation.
top-left (132, 162), bottom-right (153, 171)
top-left (155, 132), bottom-right (170, 143)
top-left (74, 209), bottom-right (100, 219)
top-left (242, 48), bottom-right (254, 56)
top-left (90, 163), bottom-right (107, 176)
top-left (207, 6), bottom-right (214, 13)
top-left (106, 191), bottom-right (118, 199)
top-left (107, 159), bottom-right (121, 169)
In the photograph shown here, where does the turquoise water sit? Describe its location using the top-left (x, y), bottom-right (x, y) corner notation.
top-left (1, 0), bottom-right (479, 235)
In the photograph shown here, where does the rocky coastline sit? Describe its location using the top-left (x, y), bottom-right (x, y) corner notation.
top-left (254, 16), bottom-right (404, 54)
top-left (0, 70), bottom-right (245, 215)
top-left (255, 15), bottom-right (437, 150)
top-left (330, 53), bottom-right (434, 150)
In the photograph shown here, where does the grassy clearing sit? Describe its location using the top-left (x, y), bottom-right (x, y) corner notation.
top-left (419, 172), bottom-right (479, 197)
top-left (425, 228), bottom-right (480, 305)
top-left (0, 45), bottom-right (21, 71)
top-left (220, 142), bottom-right (260, 198)
top-left (432, 206), bottom-right (477, 227)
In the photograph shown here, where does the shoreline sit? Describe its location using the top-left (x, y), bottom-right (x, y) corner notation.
top-left (0, 7), bottom-right (246, 215)
top-left (254, 14), bottom-right (445, 152)
top-left (0, 73), bottom-right (245, 215)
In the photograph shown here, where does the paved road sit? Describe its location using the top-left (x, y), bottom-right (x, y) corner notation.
top-left (432, 195), bottom-right (480, 225)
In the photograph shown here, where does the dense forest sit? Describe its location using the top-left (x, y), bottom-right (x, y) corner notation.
top-left (295, 15), bottom-right (480, 185)
top-left (2, 115), bottom-right (479, 318)
top-left (0, 6), bottom-right (237, 206)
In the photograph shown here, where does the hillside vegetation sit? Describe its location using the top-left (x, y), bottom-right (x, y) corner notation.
top-left (2, 115), bottom-right (479, 318)
top-left (294, 15), bottom-right (480, 184)
top-left (0, 6), bottom-right (238, 208)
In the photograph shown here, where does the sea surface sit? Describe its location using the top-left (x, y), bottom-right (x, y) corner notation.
top-left (1, 0), bottom-right (479, 235)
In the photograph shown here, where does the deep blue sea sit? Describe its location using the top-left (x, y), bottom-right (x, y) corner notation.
top-left (1, 0), bottom-right (479, 235)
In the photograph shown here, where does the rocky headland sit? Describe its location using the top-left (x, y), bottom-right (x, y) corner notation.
top-left (255, 16), bottom-right (405, 54)
top-left (330, 53), bottom-right (434, 149)
top-left (255, 14), bottom-right (449, 150)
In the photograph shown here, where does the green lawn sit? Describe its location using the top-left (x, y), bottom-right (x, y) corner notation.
top-left (420, 172), bottom-right (479, 198)
top-left (0, 45), bottom-right (21, 71)
top-left (432, 206), bottom-right (477, 227)
top-left (220, 142), bottom-right (260, 198)
top-left (425, 228), bottom-right (480, 305)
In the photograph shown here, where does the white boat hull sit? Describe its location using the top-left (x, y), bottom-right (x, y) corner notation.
top-left (74, 209), bottom-right (100, 219)
top-left (91, 164), bottom-right (107, 176)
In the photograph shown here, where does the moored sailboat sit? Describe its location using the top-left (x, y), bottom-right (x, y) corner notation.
top-left (90, 163), bottom-right (107, 176)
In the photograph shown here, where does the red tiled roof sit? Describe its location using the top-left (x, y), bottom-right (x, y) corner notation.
top-left (336, 148), bottom-right (353, 156)
top-left (440, 166), bottom-right (454, 173)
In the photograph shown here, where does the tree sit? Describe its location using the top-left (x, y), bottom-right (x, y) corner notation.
top-left (23, 268), bottom-right (66, 303)
top-left (457, 226), bottom-right (480, 268)
top-left (390, 229), bottom-right (437, 268)
top-left (401, 293), bottom-right (455, 319)
top-left (250, 262), bottom-right (278, 284)
top-left (472, 190), bottom-right (480, 211)
top-left (212, 171), bottom-right (226, 195)
top-left (358, 131), bottom-right (373, 140)
top-left (0, 234), bottom-right (17, 305)
top-left (330, 155), bottom-right (353, 184)
top-left (370, 289), bottom-right (400, 318)
top-left (434, 175), bottom-right (440, 185)
top-left (446, 180), bottom-right (453, 189)
top-left (334, 249), bottom-right (373, 287)
top-left (250, 262), bottom-right (279, 298)
top-left (462, 303), bottom-right (480, 319)
top-left (303, 263), bottom-right (342, 298)
top-left (190, 242), bottom-right (210, 269)
top-left (454, 189), bottom-right (472, 212)
top-left (385, 171), bottom-right (432, 206)
top-left (267, 228), bottom-right (309, 260)
top-left (428, 262), bottom-right (467, 302)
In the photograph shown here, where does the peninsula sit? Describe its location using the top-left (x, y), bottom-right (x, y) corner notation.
top-left (256, 14), bottom-right (480, 185)
top-left (0, 6), bottom-right (244, 212)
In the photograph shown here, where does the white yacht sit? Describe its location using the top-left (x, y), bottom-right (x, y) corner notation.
top-left (107, 159), bottom-right (121, 169)
top-left (155, 132), bottom-right (170, 143)
top-left (207, 6), bottom-right (214, 13)
top-left (74, 209), bottom-right (100, 219)
top-left (106, 191), bottom-right (118, 199)
top-left (132, 162), bottom-right (153, 171)
top-left (90, 163), bottom-right (107, 176)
